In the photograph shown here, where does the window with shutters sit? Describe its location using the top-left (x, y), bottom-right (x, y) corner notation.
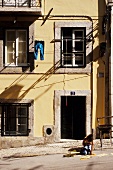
top-left (5, 29), bottom-right (28, 66)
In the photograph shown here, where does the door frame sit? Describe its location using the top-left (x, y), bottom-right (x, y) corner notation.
top-left (54, 90), bottom-right (91, 142)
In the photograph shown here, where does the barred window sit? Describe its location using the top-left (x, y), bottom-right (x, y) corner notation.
top-left (0, 104), bottom-right (29, 136)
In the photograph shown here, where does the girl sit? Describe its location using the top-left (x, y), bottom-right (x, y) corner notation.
top-left (81, 134), bottom-right (93, 155)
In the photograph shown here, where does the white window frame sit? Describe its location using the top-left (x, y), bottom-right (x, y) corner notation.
top-left (61, 28), bottom-right (85, 67)
top-left (73, 29), bottom-right (84, 66)
top-left (5, 29), bottom-right (28, 66)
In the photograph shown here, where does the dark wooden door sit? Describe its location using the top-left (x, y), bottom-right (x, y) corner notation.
top-left (61, 96), bottom-right (86, 140)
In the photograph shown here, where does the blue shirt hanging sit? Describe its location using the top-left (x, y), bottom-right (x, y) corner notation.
top-left (34, 41), bottom-right (44, 60)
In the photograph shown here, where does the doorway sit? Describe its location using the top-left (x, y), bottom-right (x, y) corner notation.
top-left (61, 96), bottom-right (86, 140)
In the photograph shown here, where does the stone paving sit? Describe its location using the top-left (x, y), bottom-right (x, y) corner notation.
top-left (0, 139), bottom-right (113, 159)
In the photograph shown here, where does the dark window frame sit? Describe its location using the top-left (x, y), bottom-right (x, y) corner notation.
top-left (1, 103), bottom-right (29, 136)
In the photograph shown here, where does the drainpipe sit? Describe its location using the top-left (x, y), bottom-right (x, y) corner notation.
top-left (109, 6), bottom-right (113, 124)
top-left (107, 2), bottom-right (113, 125)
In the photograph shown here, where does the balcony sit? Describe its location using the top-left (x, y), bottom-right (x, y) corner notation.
top-left (107, 0), bottom-right (113, 6)
top-left (0, 0), bottom-right (42, 14)
top-left (108, 0), bottom-right (113, 2)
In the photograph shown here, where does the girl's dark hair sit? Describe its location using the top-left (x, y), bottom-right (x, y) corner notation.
top-left (86, 134), bottom-right (93, 141)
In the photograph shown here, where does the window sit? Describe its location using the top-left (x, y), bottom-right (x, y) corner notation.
top-left (0, 104), bottom-right (29, 136)
top-left (61, 27), bottom-right (86, 67)
top-left (0, 0), bottom-right (39, 7)
top-left (55, 22), bottom-right (92, 73)
top-left (5, 29), bottom-right (28, 66)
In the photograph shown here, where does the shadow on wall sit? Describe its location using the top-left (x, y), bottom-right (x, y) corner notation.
top-left (0, 11), bottom-right (105, 100)
top-left (0, 46), bottom-right (101, 100)
top-left (0, 84), bottom-right (23, 99)
top-left (0, 57), bottom-right (61, 100)
top-left (98, 0), bottom-right (106, 42)
top-left (18, 59), bottom-right (61, 99)
top-left (96, 0), bottom-right (106, 117)
top-left (34, 84), bottom-right (53, 101)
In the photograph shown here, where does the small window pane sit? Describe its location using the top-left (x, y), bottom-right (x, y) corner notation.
top-left (18, 31), bottom-right (26, 41)
top-left (74, 41), bottom-right (84, 51)
top-left (63, 40), bottom-right (72, 53)
top-left (19, 42), bottom-right (26, 52)
top-left (7, 53), bottom-right (15, 64)
top-left (9, 118), bottom-right (16, 131)
top-left (62, 28), bottom-right (72, 39)
top-left (18, 0), bottom-right (28, 7)
top-left (18, 107), bottom-right (27, 116)
top-left (7, 31), bottom-right (15, 41)
top-left (7, 42), bottom-right (15, 52)
top-left (75, 54), bottom-right (84, 65)
top-left (18, 53), bottom-right (27, 63)
top-left (75, 30), bottom-right (84, 39)
top-left (63, 54), bottom-right (72, 65)
top-left (18, 125), bottom-right (27, 133)
top-left (3, 0), bottom-right (16, 6)
top-left (18, 118), bottom-right (27, 124)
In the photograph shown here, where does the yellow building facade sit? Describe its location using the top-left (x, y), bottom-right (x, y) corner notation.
top-left (0, 0), bottom-right (106, 148)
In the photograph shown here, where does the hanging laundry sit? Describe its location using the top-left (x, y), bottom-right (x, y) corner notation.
top-left (34, 41), bottom-right (44, 60)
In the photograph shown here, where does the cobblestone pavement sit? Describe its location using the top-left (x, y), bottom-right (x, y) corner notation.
top-left (0, 142), bottom-right (81, 158)
top-left (0, 139), bottom-right (113, 159)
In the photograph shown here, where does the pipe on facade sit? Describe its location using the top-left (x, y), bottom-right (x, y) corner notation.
top-left (40, 14), bottom-right (93, 54)
top-left (40, 14), bottom-right (93, 51)
top-left (41, 14), bottom-right (93, 22)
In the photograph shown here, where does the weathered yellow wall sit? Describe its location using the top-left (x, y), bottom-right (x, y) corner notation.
top-left (34, 0), bottom-right (106, 134)
top-left (0, 0), bottom-right (106, 137)
top-left (42, 0), bottom-right (98, 16)
top-left (0, 73), bottom-right (90, 136)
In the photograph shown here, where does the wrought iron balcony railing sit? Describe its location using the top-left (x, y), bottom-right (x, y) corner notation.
top-left (0, 0), bottom-right (41, 7)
